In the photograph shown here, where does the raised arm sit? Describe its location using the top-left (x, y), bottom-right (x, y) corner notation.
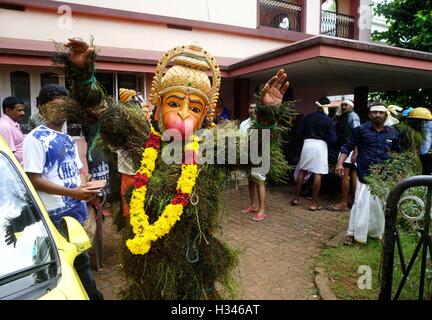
top-left (53, 38), bottom-right (105, 127)
top-left (253, 69), bottom-right (294, 183)
top-left (208, 69), bottom-right (294, 183)
top-left (254, 69), bottom-right (291, 129)
top-left (260, 69), bottom-right (289, 106)
top-left (54, 38), bottom-right (150, 167)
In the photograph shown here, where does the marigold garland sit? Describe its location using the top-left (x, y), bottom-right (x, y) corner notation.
top-left (126, 127), bottom-right (200, 255)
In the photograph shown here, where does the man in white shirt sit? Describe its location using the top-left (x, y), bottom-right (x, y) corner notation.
top-left (23, 83), bottom-right (103, 299)
top-left (239, 104), bottom-right (255, 133)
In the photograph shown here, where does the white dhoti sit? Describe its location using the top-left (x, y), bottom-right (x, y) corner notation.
top-left (347, 179), bottom-right (385, 243)
top-left (297, 139), bottom-right (329, 175)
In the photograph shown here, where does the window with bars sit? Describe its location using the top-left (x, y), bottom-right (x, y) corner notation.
top-left (259, 0), bottom-right (302, 32)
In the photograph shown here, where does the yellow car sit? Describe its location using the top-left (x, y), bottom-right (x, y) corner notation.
top-left (0, 137), bottom-right (90, 299)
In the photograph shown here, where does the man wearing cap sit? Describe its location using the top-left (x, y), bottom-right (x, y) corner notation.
top-left (291, 97), bottom-right (337, 211)
top-left (336, 101), bottom-right (401, 245)
top-left (327, 99), bottom-right (360, 211)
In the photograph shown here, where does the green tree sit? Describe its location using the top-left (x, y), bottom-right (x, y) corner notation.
top-left (371, 0), bottom-right (432, 107)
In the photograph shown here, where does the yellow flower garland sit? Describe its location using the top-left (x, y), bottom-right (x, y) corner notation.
top-left (127, 128), bottom-right (200, 255)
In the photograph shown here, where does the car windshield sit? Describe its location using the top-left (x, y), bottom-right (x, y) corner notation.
top-left (0, 152), bottom-right (57, 297)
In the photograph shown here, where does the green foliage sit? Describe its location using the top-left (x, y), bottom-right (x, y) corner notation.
top-left (99, 100), bottom-right (150, 167)
top-left (366, 151), bottom-right (421, 204)
top-left (371, 0), bottom-right (432, 107)
top-left (396, 186), bottom-right (428, 234)
top-left (395, 121), bottom-right (424, 152)
top-left (53, 37), bottom-right (106, 123)
top-left (369, 89), bottom-right (432, 109)
top-left (317, 231), bottom-right (428, 300)
top-left (365, 121), bottom-right (428, 235)
top-left (366, 121), bottom-right (423, 206)
top-left (118, 158), bottom-right (239, 300)
top-left (55, 38), bottom-right (294, 300)
top-left (253, 96), bottom-right (296, 184)
top-left (373, 0), bottom-right (432, 51)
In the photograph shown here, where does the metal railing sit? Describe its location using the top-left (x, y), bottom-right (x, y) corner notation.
top-left (259, 0), bottom-right (302, 32)
top-left (379, 176), bottom-right (432, 300)
top-left (321, 10), bottom-right (355, 39)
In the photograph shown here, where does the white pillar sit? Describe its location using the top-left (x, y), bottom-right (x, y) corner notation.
top-left (306, 0), bottom-right (321, 35)
top-left (114, 72), bottom-right (118, 103)
top-left (358, 0), bottom-right (372, 42)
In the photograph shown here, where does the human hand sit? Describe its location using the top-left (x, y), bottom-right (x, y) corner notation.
top-left (65, 38), bottom-right (94, 68)
top-left (5, 225), bottom-right (17, 248)
top-left (260, 69), bottom-right (289, 106)
top-left (335, 165), bottom-right (344, 177)
top-left (85, 173), bottom-right (92, 183)
top-left (351, 149), bottom-right (358, 165)
top-left (70, 184), bottom-right (99, 201)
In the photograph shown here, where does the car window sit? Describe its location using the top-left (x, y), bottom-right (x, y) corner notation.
top-left (0, 152), bottom-right (59, 299)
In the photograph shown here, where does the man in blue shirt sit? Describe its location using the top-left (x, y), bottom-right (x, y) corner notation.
top-left (335, 102), bottom-right (400, 245)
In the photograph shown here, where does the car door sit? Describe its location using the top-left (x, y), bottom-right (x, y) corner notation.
top-left (0, 149), bottom-right (63, 299)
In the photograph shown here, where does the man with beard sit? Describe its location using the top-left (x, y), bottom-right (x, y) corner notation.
top-left (335, 102), bottom-right (400, 245)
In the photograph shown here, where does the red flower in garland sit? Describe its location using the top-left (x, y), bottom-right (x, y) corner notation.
top-left (171, 192), bottom-right (191, 206)
top-left (145, 132), bottom-right (162, 150)
top-left (134, 173), bottom-right (149, 188)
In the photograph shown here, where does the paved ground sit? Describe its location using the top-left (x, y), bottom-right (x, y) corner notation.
top-left (93, 185), bottom-right (348, 300)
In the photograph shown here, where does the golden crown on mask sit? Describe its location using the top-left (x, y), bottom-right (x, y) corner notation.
top-left (149, 43), bottom-right (221, 118)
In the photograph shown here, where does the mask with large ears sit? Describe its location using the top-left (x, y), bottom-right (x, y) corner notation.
top-left (150, 43), bottom-right (221, 139)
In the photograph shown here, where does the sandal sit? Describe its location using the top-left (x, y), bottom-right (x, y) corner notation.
top-left (241, 207), bottom-right (257, 214)
top-left (344, 235), bottom-right (354, 245)
top-left (309, 205), bottom-right (323, 211)
top-left (251, 213), bottom-right (266, 221)
top-left (290, 199), bottom-right (299, 206)
top-left (326, 204), bottom-right (348, 212)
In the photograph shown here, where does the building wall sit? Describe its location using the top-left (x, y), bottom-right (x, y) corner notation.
top-left (0, 66), bottom-right (146, 120)
top-left (0, 8), bottom-right (286, 59)
top-left (306, 0), bottom-right (321, 35)
top-left (372, 15), bottom-right (387, 34)
top-left (0, 66), bottom-right (65, 116)
top-left (0, 1), bottom-right (374, 121)
top-left (56, 0), bottom-right (258, 29)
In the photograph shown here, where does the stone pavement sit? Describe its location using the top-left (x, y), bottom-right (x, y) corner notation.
top-left (93, 185), bottom-right (348, 300)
